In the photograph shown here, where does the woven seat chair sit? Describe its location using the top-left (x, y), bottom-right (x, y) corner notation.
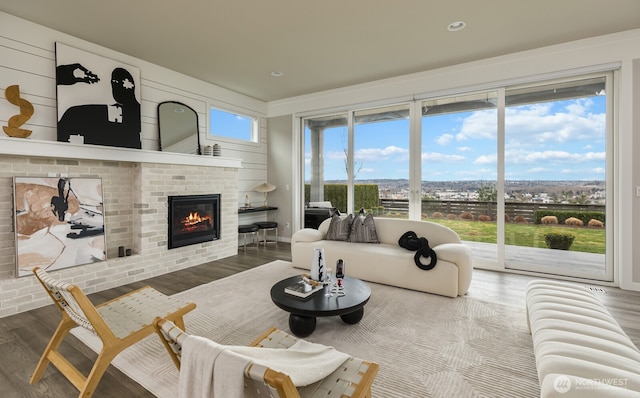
top-left (30, 267), bottom-right (196, 398)
top-left (153, 317), bottom-right (379, 398)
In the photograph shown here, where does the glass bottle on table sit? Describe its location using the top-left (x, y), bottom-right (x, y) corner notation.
top-left (332, 259), bottom-right (346, 296)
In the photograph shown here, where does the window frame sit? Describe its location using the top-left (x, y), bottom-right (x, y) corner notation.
top-left (207, 105), bottom-right (259, 144)
top-left (300, 70), bottom-right (614, 282)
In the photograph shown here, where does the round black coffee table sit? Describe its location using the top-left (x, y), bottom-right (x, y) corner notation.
top-left (270, 275), bottom-right (371, 337)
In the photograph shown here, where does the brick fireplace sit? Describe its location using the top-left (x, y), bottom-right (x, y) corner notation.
top-left (0, 138), bottom-right (240, 317)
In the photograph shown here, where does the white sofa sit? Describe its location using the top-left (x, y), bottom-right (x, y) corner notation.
top-left (526, 280), bottom-right (640, 397)
top-left (291, 217), bottom-right (473, 298)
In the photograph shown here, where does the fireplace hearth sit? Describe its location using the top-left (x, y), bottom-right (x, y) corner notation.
top-left (168, 194), bottom-right (220, 249)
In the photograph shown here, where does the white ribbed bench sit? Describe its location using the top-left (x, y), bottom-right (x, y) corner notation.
top-left (526, 280), bottom-right (640, 397)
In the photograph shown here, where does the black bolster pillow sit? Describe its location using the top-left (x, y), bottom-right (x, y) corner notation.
top-left (399, 231), bottom-right (437, 270)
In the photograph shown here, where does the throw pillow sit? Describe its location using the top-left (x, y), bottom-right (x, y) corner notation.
top-left (325, 214), bottom-right (353, 241)
top-left (348, 213), bottom-right (380, 243)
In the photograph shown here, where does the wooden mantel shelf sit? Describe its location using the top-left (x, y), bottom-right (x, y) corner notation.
top-left (0, 136), bottom-right (243, 169)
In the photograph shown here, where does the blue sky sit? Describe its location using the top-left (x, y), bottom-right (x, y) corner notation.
top-left (306, 96), bottom-right (606, 182)
top-left (209, 108), bottom-right (253, 141)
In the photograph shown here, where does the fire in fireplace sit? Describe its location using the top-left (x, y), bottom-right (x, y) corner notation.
top-left (168, 194), bottom-right (220, 249)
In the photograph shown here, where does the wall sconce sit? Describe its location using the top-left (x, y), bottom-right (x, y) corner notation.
top-left (254, 182), bottom-right (276, 207)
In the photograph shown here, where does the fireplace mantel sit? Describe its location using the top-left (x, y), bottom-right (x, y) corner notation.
top-left (0, 136), bottom-right (242, 168)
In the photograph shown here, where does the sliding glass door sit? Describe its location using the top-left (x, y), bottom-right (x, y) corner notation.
top-left (503, 76), bottom-right (611, 280)
top-left (304, 105), bottom-right (410, 218)
top-left (301, 72), bottom-right (614, 282)
top-left (304, 113), bottom-right (348, 212)
top-left (421, 92), bottom-right (498, 267)
top-left (354, 105), bottom-right (410, 218)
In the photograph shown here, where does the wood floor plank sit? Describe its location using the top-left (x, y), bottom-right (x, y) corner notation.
top-left (1, 242), bottom-right (639, 397)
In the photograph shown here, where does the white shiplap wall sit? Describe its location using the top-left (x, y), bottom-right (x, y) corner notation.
top-left (0, 11), bottom-right (269, 209)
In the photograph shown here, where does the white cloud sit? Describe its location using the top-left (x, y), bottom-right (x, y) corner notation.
top-left (451, 100), bottom-right (605, 148)
top-left (456, 110), bottom-right (496, 141)
top-left (457, 146), bottom-right (473, 152)
top-left (474, 153), bottom-right (496, 165)
top-left (505, 149), bottom-right (605, 164)
top-left (422, 152), bottom-right (466, 162)
top-left (504, 102), bottom-right (605, 145)
top-left (325, 150), bottom-right (346, 160)
top-left (355, 146), bottom-right (408, 161)
top-left (554, 166), bottom-right (606, 176)
top-left (436, 134), bottom-right (454, 145)
top-left (583, 152), bottom-right (606, 161)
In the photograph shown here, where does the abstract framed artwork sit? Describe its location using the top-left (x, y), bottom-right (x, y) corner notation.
top-left (13, 177), bottom-right (106, 277)
top-left (55, 42), bottom-right (142, 149)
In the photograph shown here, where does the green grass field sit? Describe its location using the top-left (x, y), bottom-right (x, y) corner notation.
top-left (422, 218), bottom-right (606, 254)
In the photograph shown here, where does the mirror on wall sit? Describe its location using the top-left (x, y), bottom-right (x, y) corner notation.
top-left (157, 101), bottom-right (201, 154)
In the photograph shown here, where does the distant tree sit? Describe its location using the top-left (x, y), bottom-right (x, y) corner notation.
top-left (422, 193), bottom-right (437, 200)
top-left (508, 191), bottom-right (525, 202)
top-left (342, 132), bottom-right (363, 179)
top-left (561, 190), bottom-right (574, 203)
top-left (572, 193), bottom-right (589, 205)
top-left (477, 183), bottom-right (497, 202)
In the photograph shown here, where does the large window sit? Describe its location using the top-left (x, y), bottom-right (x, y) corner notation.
top-left (303, 105), bottom-right (410, 217)
top-left (421, 92), bottom-right (498, 267)
top-left (304, 113), bottom-right (348, 210)
top-left (503, 76), bottom-right (609, 279)
top-left (354, 105), bottom-right (410, 218)
top-left (301, 72), bottom-right (613, 281)
top-left (209, 107), bottom-right (257, 142)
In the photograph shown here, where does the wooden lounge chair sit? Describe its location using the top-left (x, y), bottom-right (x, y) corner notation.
top-left (30, 267), bottom-right (196, 398)
top-left (153, 317), bottom-right (379, 398)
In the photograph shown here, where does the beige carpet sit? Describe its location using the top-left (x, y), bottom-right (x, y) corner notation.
top-left (72, 260), bottom-right (540, 397)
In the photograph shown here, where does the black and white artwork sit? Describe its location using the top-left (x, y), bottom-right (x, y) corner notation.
top-left (55, 42), bottom-right (141, 149)
top-left (13, 177), bottom-right (106, 277)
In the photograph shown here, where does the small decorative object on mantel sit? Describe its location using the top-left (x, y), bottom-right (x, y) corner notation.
top-left (3, 84), bottom-right (34, 138)
top-left (213, 143), bottom-right (221, 156)
top-left (68, 134), bottom-right (84, 144)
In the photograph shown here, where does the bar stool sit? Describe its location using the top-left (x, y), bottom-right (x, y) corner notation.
top-left (238, 224), bottom-right (260, 251)
top-left (254, 221), bottom-right (278, 245)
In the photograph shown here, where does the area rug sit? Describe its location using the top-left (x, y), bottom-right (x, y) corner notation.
top-left (72, 260), bottom-right (540, 397)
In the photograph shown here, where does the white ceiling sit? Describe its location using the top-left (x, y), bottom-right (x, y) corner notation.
top-left (2, 1), bottom-right (640, 102)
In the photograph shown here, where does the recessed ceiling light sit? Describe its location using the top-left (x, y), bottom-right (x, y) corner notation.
top-left (447, 21), bottom-right (466, 32)
top-left (270, 71), bottom-right (284, 77)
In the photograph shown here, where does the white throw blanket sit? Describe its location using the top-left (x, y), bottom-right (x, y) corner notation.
top-left (178, 334), bottom-right (350, 398)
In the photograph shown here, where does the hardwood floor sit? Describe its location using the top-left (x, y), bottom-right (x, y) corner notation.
top-left (2, 243), bottom-right (639, 397)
